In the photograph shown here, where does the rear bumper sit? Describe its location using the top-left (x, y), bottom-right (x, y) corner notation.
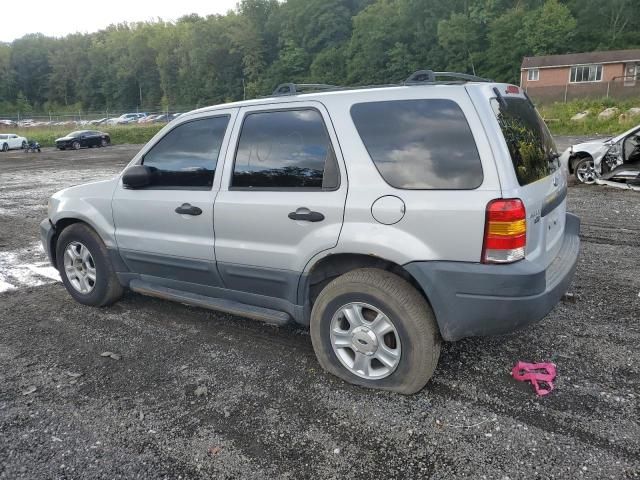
top-left (405, 213), bottom-right (580, 341)
top-left (40, 219), bottom-right (56, 268)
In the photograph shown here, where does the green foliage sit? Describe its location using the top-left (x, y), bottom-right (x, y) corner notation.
top-left (539, 98), bottom-right (640, 136)
top-left (0, 0), bottom-right (639, 114)
top-left (11, 124), bottom-right (164, 147)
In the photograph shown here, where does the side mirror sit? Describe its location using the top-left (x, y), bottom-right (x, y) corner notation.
top-left (122, 165), bottom-right (154, 189)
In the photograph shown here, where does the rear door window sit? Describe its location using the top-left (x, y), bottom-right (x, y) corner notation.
top-left (350, 99), bottom-right (483, 189)
top-left (231, 109), bottom-right (339, 190)
top-left (491, 97), bottom-right (557, 186)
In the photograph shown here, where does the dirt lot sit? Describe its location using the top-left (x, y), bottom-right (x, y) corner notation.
top-left (0, 142), bottom-right (638, 479)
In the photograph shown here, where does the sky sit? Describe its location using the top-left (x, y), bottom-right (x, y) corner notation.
top-left (0, 0), bottom-right (239, 42)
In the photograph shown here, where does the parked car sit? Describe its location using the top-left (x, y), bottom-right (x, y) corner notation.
top-left (0, 133), bottom-right (27, 151)
top-left (560, 124), bottom-right (640, 189)
top-left (41, 71), bottom-right (580, 394)
top-left (0, 119), bottom-right (17, 127)
top-left (55, 130), bottom-right (111, 150)
top-left (107, 113), bottom-right (147, 125)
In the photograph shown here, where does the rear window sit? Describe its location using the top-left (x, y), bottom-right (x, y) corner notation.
top-left (491, 97), bottom-right (557, 186)
top-left (350, 99), bottom-right (483, 189)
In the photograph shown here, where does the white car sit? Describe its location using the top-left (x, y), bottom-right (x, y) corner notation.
top-left (0, 133), bottom-right (28, 152)
top-left (560, 124), bottom-right (640, 189)
top-left (106, 113), bottom-right (148, 125)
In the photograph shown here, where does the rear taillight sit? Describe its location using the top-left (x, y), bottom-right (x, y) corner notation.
top-left (482, 199), bottom-right (526, 264)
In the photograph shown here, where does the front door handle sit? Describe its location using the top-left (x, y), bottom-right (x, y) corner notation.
top-left (288, 208), bottom-right (325, 222)
top-left (175, 203), bottom-right (202, 216)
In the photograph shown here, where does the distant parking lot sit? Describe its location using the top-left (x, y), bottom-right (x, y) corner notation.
top-left (0, 142), bottom-right (638, 479)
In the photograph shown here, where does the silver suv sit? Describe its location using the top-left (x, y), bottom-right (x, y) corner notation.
top-left (41, 71), bottom-right (580, 394)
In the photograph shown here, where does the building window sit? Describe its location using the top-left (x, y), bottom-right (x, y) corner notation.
top-left (570, 64), bottom-right (602, 83)
top-left (527, 69), bottom-right (539, 81)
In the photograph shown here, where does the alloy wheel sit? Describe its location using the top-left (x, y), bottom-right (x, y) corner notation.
top-left (576, 159), bottom-right (597, 184)
top-left (330, 302), bottom-right (401, 380)
top-left (63, 241), bottom-right (96, 294)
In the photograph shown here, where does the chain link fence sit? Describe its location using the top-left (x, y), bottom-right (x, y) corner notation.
top-left (0, 105), bottom-right (199, 129)
top-left (525, 76), bottom-right (640, 104)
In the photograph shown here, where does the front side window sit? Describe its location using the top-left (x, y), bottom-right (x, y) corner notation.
top-left (570, 64), bottom-right (602, 83)
top-left (527, 69), bottom-right (539, 81)
top-left (232, 109), bottom-right (339, 189)
top-left (350, 99), bottom-right (483, 189)
top-left (142, 116), bottom-right (229, 188)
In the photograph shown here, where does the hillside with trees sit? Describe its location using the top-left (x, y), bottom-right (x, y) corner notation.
top-left (0, 0), bottom-right (638, 114)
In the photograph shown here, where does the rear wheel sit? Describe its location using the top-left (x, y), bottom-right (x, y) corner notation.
top-left (100, 138), bottom-right (109, 147)
top-left (310, 268), bottom-right (441, 394)
top-left (21, 140), bottom-right (27, 149)
top-left (56, 223), bottom-right (123, 307)
top-left (1, 143), bottom-right (7, 152)
top-left (575, 157), bottom-right (597, 184)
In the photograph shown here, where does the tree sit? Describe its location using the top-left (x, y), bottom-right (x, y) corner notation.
top-left (523, 0), bottom-right (577, 56)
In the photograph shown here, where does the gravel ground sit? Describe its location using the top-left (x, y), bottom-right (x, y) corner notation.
top-left (0, 143), bottom-right (638, 479)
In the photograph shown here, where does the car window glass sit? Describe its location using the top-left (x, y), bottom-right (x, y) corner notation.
top-left (232, 109), bottom-right (338, 189)
top-left (491, 97), bottom-right (556, 186)
top-left (351, 99), bottom-right (483, 189)
top-left (142, 116), bottom-right (229, 188)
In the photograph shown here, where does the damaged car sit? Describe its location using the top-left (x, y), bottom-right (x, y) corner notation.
top-left (560, 124), bottom-right (640, 190)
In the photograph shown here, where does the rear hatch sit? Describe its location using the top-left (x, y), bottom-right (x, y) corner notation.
top-left (483, 85), bottom-right (566, 267)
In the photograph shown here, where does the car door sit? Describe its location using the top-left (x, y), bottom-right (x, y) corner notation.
top-left (214, 102), bottom-right (347, 302)
top-left (9, 134), bottom-right (20, 149)
top-left (112, 109), bottom-right (237, 286)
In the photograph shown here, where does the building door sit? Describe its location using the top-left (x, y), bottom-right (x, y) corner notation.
top-left (624, 63), bottom-right (637, 87)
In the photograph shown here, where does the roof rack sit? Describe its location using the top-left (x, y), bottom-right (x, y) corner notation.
top-left (269, 70), bottom-right (492, 98)
top-left (272, 83), bottom-right (338, 96)
top-left (404, 70), bottom-right (493, 84)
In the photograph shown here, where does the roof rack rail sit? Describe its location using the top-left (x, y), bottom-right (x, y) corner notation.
top-left (272, 83), bottom-right (337, 96)
top-left (404, 70), bottom-right (493, 84)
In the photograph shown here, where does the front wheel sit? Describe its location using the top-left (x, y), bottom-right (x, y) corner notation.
top-left (21, 141), bottom-right (27, 149)
top-left (72, 141), bottom-right (81, 150)
top-left (1, 143), bottom-right (8, 152)
top-left (575, 157), bottom-right (597, 184)
top-left (100, 138), bottom-right (109, 147)
top-left (310, 268), bottom-right (441, 394)
top-left (56, 223), bottom-right (123, 307)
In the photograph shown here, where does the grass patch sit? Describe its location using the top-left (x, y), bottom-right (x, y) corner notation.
top-left (538, 98), bottom-right (640, 136)
top-left (2, 124), bottom-right (164, 147)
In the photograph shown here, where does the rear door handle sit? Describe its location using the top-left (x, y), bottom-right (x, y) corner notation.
top-left (288, 208), bottom-right (325, 222)
top-left (175, 203), bottom-right (202, 216)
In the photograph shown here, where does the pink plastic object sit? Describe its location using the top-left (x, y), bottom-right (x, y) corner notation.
top-left (511, 361), bottom-right (557, 396)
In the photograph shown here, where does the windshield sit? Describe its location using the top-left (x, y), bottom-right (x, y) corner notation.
top-left (491, 97), bottom-right (557, 186)
top-left (68, 131), bottom-right (85, 137)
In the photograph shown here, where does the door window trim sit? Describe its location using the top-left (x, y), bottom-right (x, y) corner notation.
top-left (228, 106), bottom-right (341, 192)
top-left (135, 114), bottom-right (231, 191)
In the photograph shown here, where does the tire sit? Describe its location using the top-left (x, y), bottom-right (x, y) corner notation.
top-left (310, 268), bottom-right (441, 394)
top-left (72, 141), bottom-right (81, 150)
top-left (1, 143), bottom-right (7, 152)
top-left (575, 157), bottom-right (597, 184)
top-left (21, 140), bottom-right (27, 149)
top-left (56, 223), bottom-right (123, 307)
top-left (100, 138), bottom-right (109, 147)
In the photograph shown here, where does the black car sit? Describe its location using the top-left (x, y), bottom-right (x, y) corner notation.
top-left (55, 130), bottom-right (111, 150)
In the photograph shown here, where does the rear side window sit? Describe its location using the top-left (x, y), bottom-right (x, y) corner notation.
top-left (350, 99), bottom-right (483, 189)
top-left (232, 109), bottom-right (339, 189)
top-left (142, 116), bottom-right (229, 188)
top-left (491, 97), bottom-right (556, 186)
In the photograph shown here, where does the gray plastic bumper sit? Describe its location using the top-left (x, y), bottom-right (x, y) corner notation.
top-left (405, 213), bottom-right (580, 341)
